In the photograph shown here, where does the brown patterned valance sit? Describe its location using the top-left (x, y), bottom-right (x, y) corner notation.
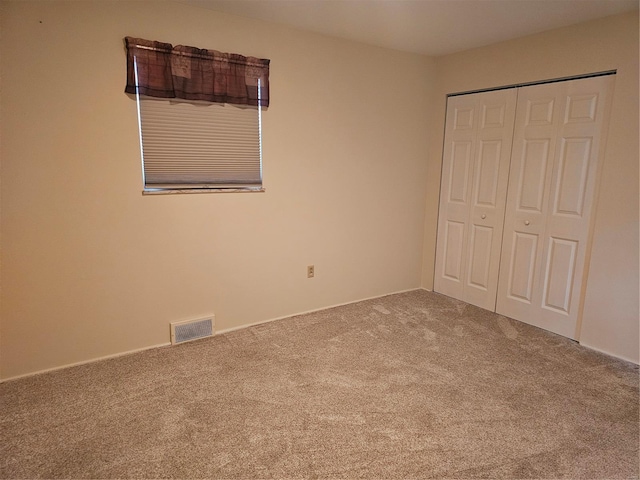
top-left (124, 37), bottom-right (270, 107)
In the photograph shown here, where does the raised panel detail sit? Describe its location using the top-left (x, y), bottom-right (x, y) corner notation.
top-left (474, 140), bottom-right (501, 207)
top-left (468, 225), bottom-right (493, 290)
top-left (507, 232), bottom-right (538, 303)
top-left (526, 98), bottom-right (554, 126)
top-left (443, 221), bottom-right (465, 281)
top-left (565, 93), bottom-right (598, 124)
top-left (554, 138), bottom-right (592, 216)
top-left (449, 141), bottom-right (472, 203)
top-left (482, 104), bottom-right (505, 128)
top-left (517, 139), bottom-right (550, 212)
top-left (454, 107), bottom-right (474, 130)
top-left (542, 238), bottom-right (578, 314)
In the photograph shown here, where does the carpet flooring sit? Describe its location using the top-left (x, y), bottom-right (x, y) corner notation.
top-left (1, 290), bottom-right (638, 479)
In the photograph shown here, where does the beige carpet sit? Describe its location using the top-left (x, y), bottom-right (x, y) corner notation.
top-left (1, 290), bottom-right (638, 479)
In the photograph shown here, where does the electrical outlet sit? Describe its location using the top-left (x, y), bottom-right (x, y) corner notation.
top-left (307, 265), bottom-right (315, 278)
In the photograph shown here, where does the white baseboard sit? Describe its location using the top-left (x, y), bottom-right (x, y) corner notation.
top-left (2, 287), bottom-right (427, 383)
top-left (217, 287), bottom-right (424, 335)
top-left (9, 288), bottom-right (629, 382)
top-left (0, 342), bottom-right (172, 383)
top-left (578, 342), bottom-right (639, 365)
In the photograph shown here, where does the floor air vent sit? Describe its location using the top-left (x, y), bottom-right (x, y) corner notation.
top-left (170, 317), bottom-right (214, 345)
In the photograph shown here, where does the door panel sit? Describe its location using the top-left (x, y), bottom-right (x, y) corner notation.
top-left (506, 232), bottom-right (539, 303)
top-left (442, 220), bottom-right (465, 282)
top-left (449, 141), bottom-right (472, 203)
top-left (434, 89), bottom-right (517, 310)
top-left (496, 75), bottom-right (613, 339)
top-left (542, 237), bottom-right (578, 314)
top-left (468, 224), bottom-right (493, 290)
top-left (565, 94), bottom-right (598, 123)
top-left (474, 140), bottom-right (502, 207)
top-left (525, 97), bottom-right (555, 126)
top-left (518, 139), bottom-right (551, 212)
top-left (553, 138), bottom-right (591, 216)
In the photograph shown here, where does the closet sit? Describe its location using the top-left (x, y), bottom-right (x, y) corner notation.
top-left (434, 74), bottom-right (614, 340)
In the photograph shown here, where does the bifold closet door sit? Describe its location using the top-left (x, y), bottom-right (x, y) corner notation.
top-left (495, 75), bottom-right (613, 339)
top-left (434, 89), bottom-right (517, 310)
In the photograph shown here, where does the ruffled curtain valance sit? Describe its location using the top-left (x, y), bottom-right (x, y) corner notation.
top-left (124, 37), bottom-right (270, 107)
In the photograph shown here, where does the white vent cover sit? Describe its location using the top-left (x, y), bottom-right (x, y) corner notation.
top-left (170, 317), bottom-right (214, 345)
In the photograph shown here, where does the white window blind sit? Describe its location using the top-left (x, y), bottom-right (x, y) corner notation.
top-left (137, 97), bottom-right (262, 191)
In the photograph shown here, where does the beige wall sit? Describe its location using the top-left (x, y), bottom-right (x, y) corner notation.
top-left (421, 12), bottom-right (639, 362)
top-left (2, 3), bottom-right (638, 381)
top-left (0, 1), bottom-right (434, 379)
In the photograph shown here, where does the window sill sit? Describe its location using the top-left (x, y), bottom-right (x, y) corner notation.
top-left (143, 187), bottom-right (265, 195)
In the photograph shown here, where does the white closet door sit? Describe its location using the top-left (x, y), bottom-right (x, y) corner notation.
top-left (434, 89), bottom-right (517, 310)
top-left (496, 75), bottom-right (613, 339)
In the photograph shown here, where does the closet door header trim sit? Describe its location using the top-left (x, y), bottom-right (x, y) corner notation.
top-left (447, 70), bottom-right (616, 98)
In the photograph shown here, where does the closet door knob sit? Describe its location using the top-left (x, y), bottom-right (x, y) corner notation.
top-left (524, 220), bottom-right (530, 226)
top-left (481, 214), bottom-right (486, 219)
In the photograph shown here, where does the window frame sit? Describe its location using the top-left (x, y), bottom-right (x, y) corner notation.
top-left (133, 57), bottom-right (265, 195)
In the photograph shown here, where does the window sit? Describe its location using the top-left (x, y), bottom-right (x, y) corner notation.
top-left (124, 37), bottom-right (270, 193)
top-left (135, 93), bottom-right (263, 192)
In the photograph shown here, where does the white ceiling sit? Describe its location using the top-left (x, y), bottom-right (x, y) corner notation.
top-left (182, 0), bottom-right (638, 56)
